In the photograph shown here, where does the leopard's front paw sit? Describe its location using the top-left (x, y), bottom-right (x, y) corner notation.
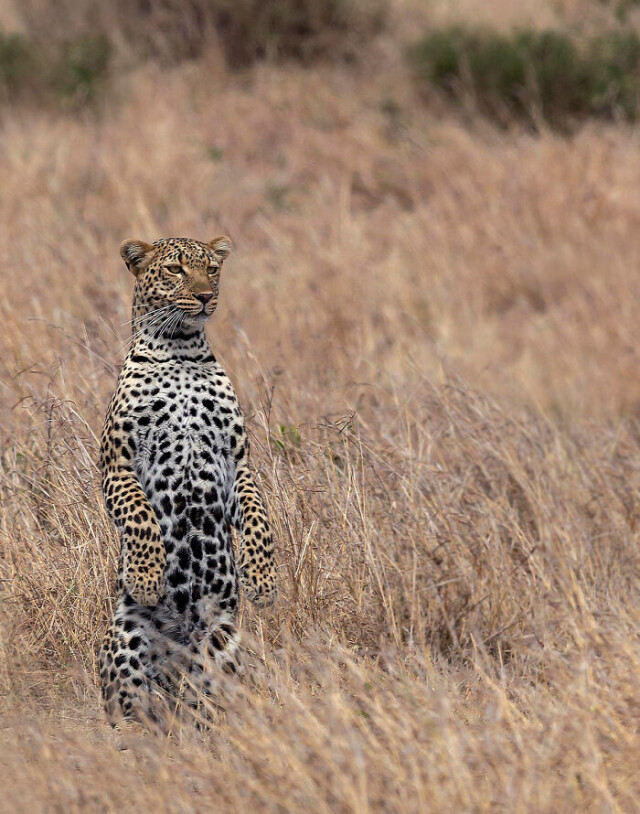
top-left (239, 565), bottom-right (277, 608)
top-left (124, 569), bottom-right (164, 607)
top-left (123, 542), bottom-right (166, 606)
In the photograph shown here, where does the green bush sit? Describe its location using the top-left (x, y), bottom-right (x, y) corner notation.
top-left (53, 34), bottom-right (112, 104)
top-left (587, 30), bottom-right (640, 117)
top-left (0, 31), bottom-right (38, 98)
top-left (0, 28), bottom-right (112, 107)
top-left (409, 25), bottom-right (640, 128)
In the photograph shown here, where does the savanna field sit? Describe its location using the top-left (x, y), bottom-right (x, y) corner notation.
top-left (1, 0), bottom-right (640, 810)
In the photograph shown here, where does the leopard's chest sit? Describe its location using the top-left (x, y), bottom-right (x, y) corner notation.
top-left (130, 362), bottom-right (237, 519)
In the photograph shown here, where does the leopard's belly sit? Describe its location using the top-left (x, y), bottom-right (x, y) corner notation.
top-left (133, 360), bottom-right (239, 620)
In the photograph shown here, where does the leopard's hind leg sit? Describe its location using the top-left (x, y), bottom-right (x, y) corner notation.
top-left (99, 594), bottom-right (175, 729)
top-left (172, 597), bottom-right (243, 720)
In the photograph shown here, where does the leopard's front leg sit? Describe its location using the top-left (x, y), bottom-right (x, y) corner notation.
top-left (233, 464), bottom-right (277, 606)
top-left (226, 423), bottom-right (277, 608)
top-left (101, 407), bottom-right (166, 607)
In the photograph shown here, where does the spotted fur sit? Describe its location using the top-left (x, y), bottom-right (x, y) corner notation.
top-left (99, 236), bottom-right (277, 727)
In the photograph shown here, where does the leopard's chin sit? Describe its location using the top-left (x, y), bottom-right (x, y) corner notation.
top-left (180, 310), bottom-right (213, 325)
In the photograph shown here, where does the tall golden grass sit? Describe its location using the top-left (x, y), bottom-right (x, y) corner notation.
top-left (1, 3), bottom-right (640, 810)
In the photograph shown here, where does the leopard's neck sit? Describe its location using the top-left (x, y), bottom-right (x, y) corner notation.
top-left (128, 305), bottom-right (213, 363)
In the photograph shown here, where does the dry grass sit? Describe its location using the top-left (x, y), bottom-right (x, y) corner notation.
top-left (1, 2), bottom-right (640, 811)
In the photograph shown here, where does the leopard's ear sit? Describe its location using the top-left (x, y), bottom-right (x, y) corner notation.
top-left (208, 236), bottom-right (232, 264)
top-left (120, 239), bottom-right (154, 278)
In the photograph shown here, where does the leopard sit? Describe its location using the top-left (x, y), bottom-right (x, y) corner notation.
top-left (99, 235), bottom-right (277, 728)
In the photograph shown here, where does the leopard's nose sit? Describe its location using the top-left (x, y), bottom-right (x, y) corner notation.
top-left (195, 292), bottom-right (213, 305)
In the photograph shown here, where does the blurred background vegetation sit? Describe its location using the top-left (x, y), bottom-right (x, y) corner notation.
top-left (0, 0), bottom-right (386, 104)
top-left (2, 1), bottom-right (640, 810)
top-left (3, 0), bottom-right (640, 128)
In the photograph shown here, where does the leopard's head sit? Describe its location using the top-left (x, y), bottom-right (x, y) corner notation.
top-left (120, 236), bottom-right (232, 331)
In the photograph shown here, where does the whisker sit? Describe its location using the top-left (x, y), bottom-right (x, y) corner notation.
top-left (122, 300), bottom-right (195, 351)
top-left (125, 315), bottom-right (167, 349)
top-left (151, 310), bottom-right (179, 342)
top-left (169, 311), bottom-right (185, 338)
top-left (122, 304), bottom-right (173, 329)
top-left (125, 312), bottom-right (172, 350)
top-left (128, 310), bottom-right (169, 337)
